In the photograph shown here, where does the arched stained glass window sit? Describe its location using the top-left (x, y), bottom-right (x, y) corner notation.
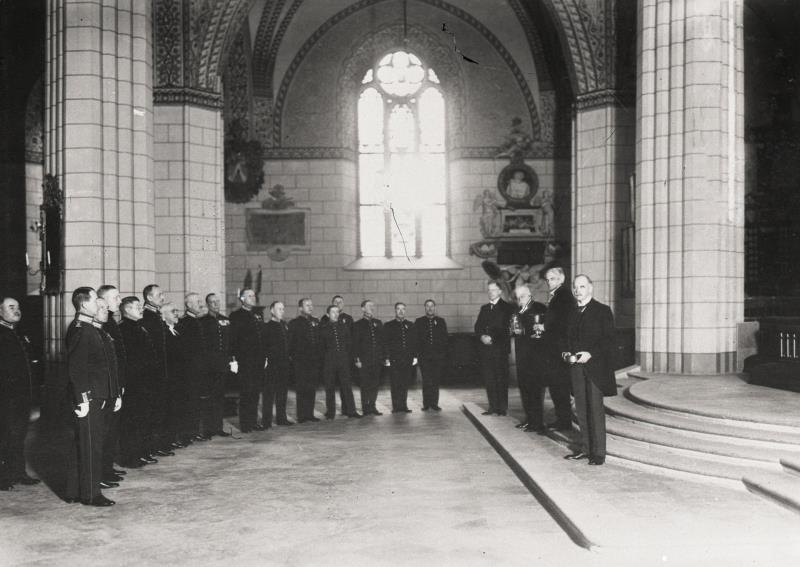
top-left (357, 50), bottom-right (448, 259)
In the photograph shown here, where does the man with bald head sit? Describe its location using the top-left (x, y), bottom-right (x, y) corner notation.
top-left (562, 275), bottom-right (617, 466)
top-left (0, 297), bottom-right (39, 490)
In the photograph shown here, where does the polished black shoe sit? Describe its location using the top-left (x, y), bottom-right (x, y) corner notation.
top-left (139, 456), bottom-right (157, 465)
top-left (171, 441), bottom-right (187, 449)
top-left (588, 457), bottom-right (605, 465)
top-left (403, 408), bottom-right (412, 413)
top-left (515, 422), bottom-right (529, 429)
top-left (240, 427), bottom-right (253, 433)
top-left (496, 411), bottom-right (507, 416)
top-left (372, 410), bottom-right (383, 416)
top-left (192, 434), bottom-right (210, 441)
top-left (564, 452), bottom-right (589, 460)
top-left (103, 474), bottom-right (123, 483)
top-left (347, 413), bottom-right (363, 418)
top-left (99, 480), bottom-right (119, 489)
top-left (431, 405), bottom-right (442, 411)
top-left (547, 421), bottom-right (573, 431)
top-left (481, 410), bottom-right (493, 416)
top-left (82, 495), bottom-right (115, 507)
top-left (15, 475), bottom-right (41, 486)
top-left (276, 419), bottom-right (294, 426)
top-left (155, 449), bottom-right (175, 457)
top-left (310, 416), bottom-right (321, 422)
top-left (252, 425), bottom-right (266, 432)
top-left (421, 406), bottom-right (430, 411)
top-left (63, 496), bottom-right (79, 503)
top-left (0, 482), bottom-right (13, 491)
top-left (112, 468), bottom-right (127, 476)
top-left (325, 414), bottom-right (335, 420)
top-left (524, 425), bottom-right (547, 434)
top-left (216, 430), bottom-right (232, 436)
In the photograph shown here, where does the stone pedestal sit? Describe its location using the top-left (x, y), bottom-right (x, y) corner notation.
top-left (635, 0), bottom-right (745, 373)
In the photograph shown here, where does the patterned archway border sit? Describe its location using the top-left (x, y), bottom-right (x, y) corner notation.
top-left (272, 0), bottom-right (543, 146)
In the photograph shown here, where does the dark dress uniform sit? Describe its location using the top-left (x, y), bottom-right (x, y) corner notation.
top-left (512, 300), bottom-right (547, 428)
top-left (0, 321), bottom-right (34, 487)
top-left (320, 320), bottom-right (357, 418)
top-left (288, 315), bottom-right (322, 422)
top-left (413, 315), bottom-right (448, 410)
top-left (230, 307), bottom-right (267, 432)
top-left (321, 311), bottom-right (355, 402)
top-left (101, 317), bottom-right (126, 478)
top-left (65, 314), bottom-right (120, 503)
top-left (140, 304), bottom-right (169, 450)
top-left (177, 313), bottom-right (211, 437)
top-left (164, 323), bottom-right (190, 442)
top-left (118, 317), bottom-right (155, 465)
top-left (352, 317), bottom-right (385, 415)
top-left (384, 318), bottom-right (416, 412)
top-left (564, 298), bottom-right (617, 461)
top-left (540, 285), bottom-right (576, 429)
top-left (200, 312), bottom-right (232, 434)
top-left (263, 318), bottom-right (291, 425)
top-left (474, 299), bottom-right (513, 414)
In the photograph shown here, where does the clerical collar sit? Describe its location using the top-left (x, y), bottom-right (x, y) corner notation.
top-left (144, 303), bottom-right (160, 313)
top-left (0, 320), bottom-right (14, 330)
top-left (489, 298), bottom-right (500, 305)
top-left (77, 313), bottom-right (94, 324)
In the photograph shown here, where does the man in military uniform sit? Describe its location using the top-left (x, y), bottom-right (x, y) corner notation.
top-left (65, 287), bottom-right (120, 506)
top-left (474, 281), bottom-right (513, 416)
top-left (384, 302), bottom-right (417, 413)
top-left (413, 299), bottom-right (448, 412)
top-left (201, 293), bottom-right (235, 436)
top-left (288, 298), bottom-right (322, 423)
top-left (97, 286), bottom-right (128, 482)
top-left (117, 296), bottom-right (156, 467)
top-left (320, 305), bottom-right (360, 419)
top-left (177, 293), bottom-right (212, 440)
top-left (510, 285), bottom-right (547, 432)
top-left (353, 300), bottom-right (385, 416)
top-left (93, 298), bottom-right (123, 489)
top-left (0, 297), bottom-right (39, 490)
top-left (230, 289), bottom-right (268, 432)
top-left (140, 284), bottom-right (173, 455)
top-left (320, 295), bottom-right (355, 414)
top-left (263, 301), bottom-right (292, 427)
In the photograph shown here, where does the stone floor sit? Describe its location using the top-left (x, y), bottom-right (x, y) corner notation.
top-left (2, 385), bottom-right (799, 567)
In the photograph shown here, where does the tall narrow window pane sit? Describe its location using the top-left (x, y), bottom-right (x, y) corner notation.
top-left (418, 153), bottom-right (446, 203)
top-left (358, 88), bottom-right (383, 152)
top-left (389, 208), bottom-right (416, 258)
top-left (419, 87), bottom-right (445, 152)
top-left (388, 153), bottom-right (417, 207)
top-left (359, 153), bottom-right (386, 204)
top-left (421, 205), bottom-right (447, 257)
top-left (360, 205), bottom-right (385, 257)
top-left (388, 104), bottom-right (415, 152)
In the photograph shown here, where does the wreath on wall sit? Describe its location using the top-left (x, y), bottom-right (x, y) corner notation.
top-left (224, 137), bottom-right (265, 204)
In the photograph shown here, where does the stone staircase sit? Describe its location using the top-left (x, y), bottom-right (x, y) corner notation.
top-left (554, 373), bottom-right (800, 514)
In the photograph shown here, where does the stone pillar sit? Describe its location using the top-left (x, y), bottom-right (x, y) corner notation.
top-left (636, 0), bottom-right (745, 373)
top-left (153, 101), bottom-right (226, 302)
top-left (44, 0), bottom-right (154, 359)
top-left (572, 95), bottom-right (636, 328)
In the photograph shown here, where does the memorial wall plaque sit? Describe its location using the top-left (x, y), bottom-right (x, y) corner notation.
top-left (245, 208), bottom-right (310, 258)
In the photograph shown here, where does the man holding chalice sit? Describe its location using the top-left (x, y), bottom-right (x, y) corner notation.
top-left (510, 285), bottom-right (547, 433)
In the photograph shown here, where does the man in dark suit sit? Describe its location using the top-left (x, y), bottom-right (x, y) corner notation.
top-left (177, 293), bottom-right (212, 441)
top-left (97, 285), bottom-right (128, 483)
top-left (563, 274), bottom-right (617, 466)
top-left (353, 300), bottom-right (385, 416)
top-left (65, 287), bottom-right (120, 506)
top-left (288, 298), bottom-right (322, 423)
top-left (162, 302), bottom-right (189, 448)
top-left (320, 305), bottom-right (360, 419)
top-left (384, 302), bottom-right (417, 413)
top-left (414, 299), bottom-right (448, 411)
top-left (542, 267), bottom-right (576, 431)
top-left (230, 289), bottom-right (268, 432)
top-left (117, 296), bottom-right (156, 467)
top-left (0, 297), bottom-right (39, 490)
top-left (201, 293), bottom-right (235, 436)
top-left (474, 281), bottom-right (513, 415)
top-left (510, 285), bottom-right (547, 432)
top-left (140, 284), bottom-right (173, 455)
top-left (263, 301), bottom-right (292, 426)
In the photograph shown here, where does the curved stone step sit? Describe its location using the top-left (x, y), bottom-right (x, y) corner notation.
top-left (782, 457), bottom-right (800, 476)
top-left (605, 414), bottom-right (800, 464)
top-left (605, 392), bottom-right (800, 446)
top-left (742, 472), bottom-right (800, 515)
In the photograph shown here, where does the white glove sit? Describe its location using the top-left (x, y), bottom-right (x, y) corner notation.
top-left (384, 359), bottom-right (391, 367)
top-left (264, 358), bottom-right (269, 369)
top-left (230, 360), bottom-right (239, 374)
top-left (411, 357), bottom-right (418, 366)
top-left (355, 360), bottom-right (362, 369)
top-left (74, 402), bottom-right (89, 418)
top-left (114, 396), bottom-right (122, 412)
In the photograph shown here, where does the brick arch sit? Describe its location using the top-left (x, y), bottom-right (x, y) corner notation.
top-left (273, 0), bottom-right (543, 146)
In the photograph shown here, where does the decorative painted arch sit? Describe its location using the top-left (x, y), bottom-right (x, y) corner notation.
top-left (197, 0), bottom-right (256, 92)
top-left (335, 24), bottom-right (467, 150)
top-left (273, 0), bottom-right (543, 147)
